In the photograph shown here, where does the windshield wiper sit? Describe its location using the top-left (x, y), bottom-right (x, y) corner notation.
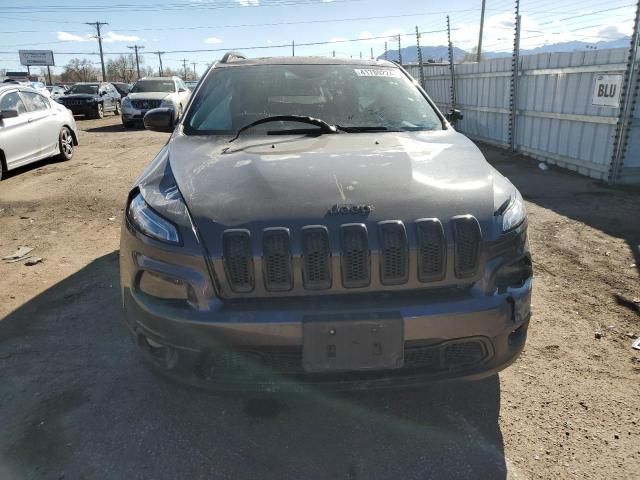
top-left (229, 115), bottom-right (338, 142)
top-left (335, 125), bottom-right (390, 132)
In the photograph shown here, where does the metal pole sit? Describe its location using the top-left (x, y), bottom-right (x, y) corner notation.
top-left (86, 22), bottom-right (108, 81)
top-left (609, 0), bottom-right (640, 182)
top-left (477, 0), bottom-right (486, 62)
top-left (416, 26), bottom-right (425, 87)
top-left (26, 65), bottom-right (31, 78)
top-left (47, 65), bottom-right (52, 85)
top-left (510, 5), bottom-right (521, 151)
top-left (360, 51), bottom-right (362, 59)
top-left (192, 62), bottom-right (197, 79)
top-left (447, 16), bottom-right (457, 111)
top-left (292, 40), bottom-right (295, 56)
top-left (370, 47), bottom-right (374, 60)
top-left (397, 34), bottom-right (402, 64)
top-left (332, 50), bottom-right (335, 58)
top-left (384, 42), bottom-right (388, 60)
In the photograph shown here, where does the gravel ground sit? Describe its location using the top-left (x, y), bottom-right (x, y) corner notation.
top-left (0, 115), bottom-right (639, 480)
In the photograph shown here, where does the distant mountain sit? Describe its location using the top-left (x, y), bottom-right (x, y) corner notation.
top-left (380, 37), bottom-right (631, 63)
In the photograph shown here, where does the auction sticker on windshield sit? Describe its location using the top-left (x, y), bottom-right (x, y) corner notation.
top-left (354, 68), bottom-right (401, 77)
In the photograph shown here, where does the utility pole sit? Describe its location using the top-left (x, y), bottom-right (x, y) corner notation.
top-left (332, 50), bottom-right (335, 57)
top-left (397, 34), bottom-right (402, 64)
top-left (370, 47), bottom-right (374, 60)
top-left (359, 51), bottom-right (362, 59)
top-left (181, 58), bottom-right (189, 80)
top-left (416, 26), bottom-right (425, 87)
top-left (191, 62), bottom-right (197, 79)
top-left (46, 65), bottom-right (52, 85)
top-left (292, 40), bottom-right (295, 56)
top-left (86, 22), bottom-right (108, 81)
top-left (477, 0), bottom-right (486, 62)
top-left (127, 44), bottom-right (144, 79)
top-left (384, 41), bottom-right (388, 60)
top-left (154, 51), bottom-right (164, 76)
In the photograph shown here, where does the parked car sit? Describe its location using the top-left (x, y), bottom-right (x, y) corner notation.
top-left (121, 76), bottom-right (190, 128)
top-left (111, 82), bottom-right (132, 98)
top-left (46, 85), bottom-right (67, 102)
top-left (121, 54), bottom-right (532, 390)
top-left (0, 84), bottom-right (78, 179)
top-left (184, 80), bottom-right (199, 90)
top-left (57, 82), bottom-right (121, 118)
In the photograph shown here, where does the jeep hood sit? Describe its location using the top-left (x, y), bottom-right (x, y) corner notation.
top-left (166, 129), bottom-right (506, 249)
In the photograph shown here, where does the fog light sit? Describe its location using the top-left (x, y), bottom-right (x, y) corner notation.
top-left (495, 256), bottom-right (532, 290)
top-left (138, 270), bottom-right (188, 300)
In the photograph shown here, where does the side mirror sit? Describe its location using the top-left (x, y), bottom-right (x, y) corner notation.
top-left (144, 107), bottom-right (175, 133)
top-left (0, 109), bottom-right (19, 120)
top-left (446, 108), bottom-right (463, 122)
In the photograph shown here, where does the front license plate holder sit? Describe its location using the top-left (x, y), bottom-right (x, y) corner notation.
top-left (302, 314), bottom-right (404, 373)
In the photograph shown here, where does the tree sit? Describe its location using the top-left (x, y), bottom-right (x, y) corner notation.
top-left (106, 54), bottom-right (137, 83)
top-left (60, 58), bottom-right (100, 82)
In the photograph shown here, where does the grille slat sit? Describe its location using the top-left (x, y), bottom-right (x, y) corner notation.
top-left (301, 226), bottom-right (332, 290)
top-left (222, 230), bottom-right (254, 293)
top-left (219, 216), bottom-right (481, 295)
top-left (262, 228), bottom-right (292, 292)
top-left (378, 221), bottom-right (409, 285)
top-left (416, 219), bottom-right (446, 282)
top-left (453, 217), bottom-right (481, 278)
top-left (341, 224), bottom-right (370, 288)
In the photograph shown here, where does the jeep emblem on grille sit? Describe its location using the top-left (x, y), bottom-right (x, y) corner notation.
top-left (328, 204), bottom-right (373, 216)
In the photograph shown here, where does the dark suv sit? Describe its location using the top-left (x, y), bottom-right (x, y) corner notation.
top-left (58, 82), bottom-right (121, 118)
top-left (120, 53), bottom-right (532, 390)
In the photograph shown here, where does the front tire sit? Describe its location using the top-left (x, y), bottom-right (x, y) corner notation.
top-left (94, 103), bottom-right (104, 119)
top-left (57, 127), bottom-right (74, 161)
top-left (114, 101), bottom-right (121, 115)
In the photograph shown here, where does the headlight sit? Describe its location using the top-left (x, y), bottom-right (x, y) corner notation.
top-left (160, 98), bottom-right (174, 108)
top-left (502, 190), bottom-right (526, 231)
top-left (127, 192), bottom-right (181, 245)
top-left (86, 98), bottom-right (95, 103)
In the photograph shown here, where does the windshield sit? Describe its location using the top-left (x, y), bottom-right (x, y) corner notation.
top-left (185, 64), bottom-right (442, 134)
top-left (68, 84), bottom-right (98, 94)
top-left (131, 80), bottom-right (176, 93)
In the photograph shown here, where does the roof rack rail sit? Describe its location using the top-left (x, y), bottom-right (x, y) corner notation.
top-left (221, 51), bottom-right (247, 63)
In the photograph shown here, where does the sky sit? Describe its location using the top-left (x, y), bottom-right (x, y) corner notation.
top-left (0, 0), bottom-right (636, 77)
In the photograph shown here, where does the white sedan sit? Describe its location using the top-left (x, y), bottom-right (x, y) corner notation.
top-left (0, 84), bottom-right (78, 179)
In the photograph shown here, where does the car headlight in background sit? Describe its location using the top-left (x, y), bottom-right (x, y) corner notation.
top-left (502, 190), bottom-right (526, 232)
top-left (127, 192), bottom-right (181, 245)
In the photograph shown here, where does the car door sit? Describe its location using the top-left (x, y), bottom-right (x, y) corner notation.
top-left (0, 90), bottom-right (42, 168)
top-left (20, 90), bottom-right (61, 158)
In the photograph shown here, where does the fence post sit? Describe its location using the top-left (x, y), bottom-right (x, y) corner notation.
top-left (416, 26), bottom-right (425, 87)
top-left (609, 0), bottom-right (640, 183)
top-left (509, 1), bottom-right (521, 152)
top-left (446, 16), bottom-right (457, 113)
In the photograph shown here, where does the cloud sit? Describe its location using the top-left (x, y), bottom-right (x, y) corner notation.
top-left (236, 0), bottom-right (259, 5)
top-left (56, 31), bottom-right (91, 42)
top-left (103, 31), bottom-right (141, 43)
top-left (204, 36), bottom-right (223, 44)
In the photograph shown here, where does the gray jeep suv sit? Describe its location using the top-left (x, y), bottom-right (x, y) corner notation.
top-left (120, 53), bottom-right (532, 390)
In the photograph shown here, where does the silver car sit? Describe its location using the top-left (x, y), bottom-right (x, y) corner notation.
top-left (0, 84), bottom-right (78, 179)
top-left (121, 77), bottom-right (191, 128)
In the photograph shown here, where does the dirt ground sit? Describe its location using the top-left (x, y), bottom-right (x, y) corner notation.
top-left (0, 115), bottom-right (639, 480)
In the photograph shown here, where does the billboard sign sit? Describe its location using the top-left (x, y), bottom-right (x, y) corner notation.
top-left (19, 50), bottom-right (55, 67)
